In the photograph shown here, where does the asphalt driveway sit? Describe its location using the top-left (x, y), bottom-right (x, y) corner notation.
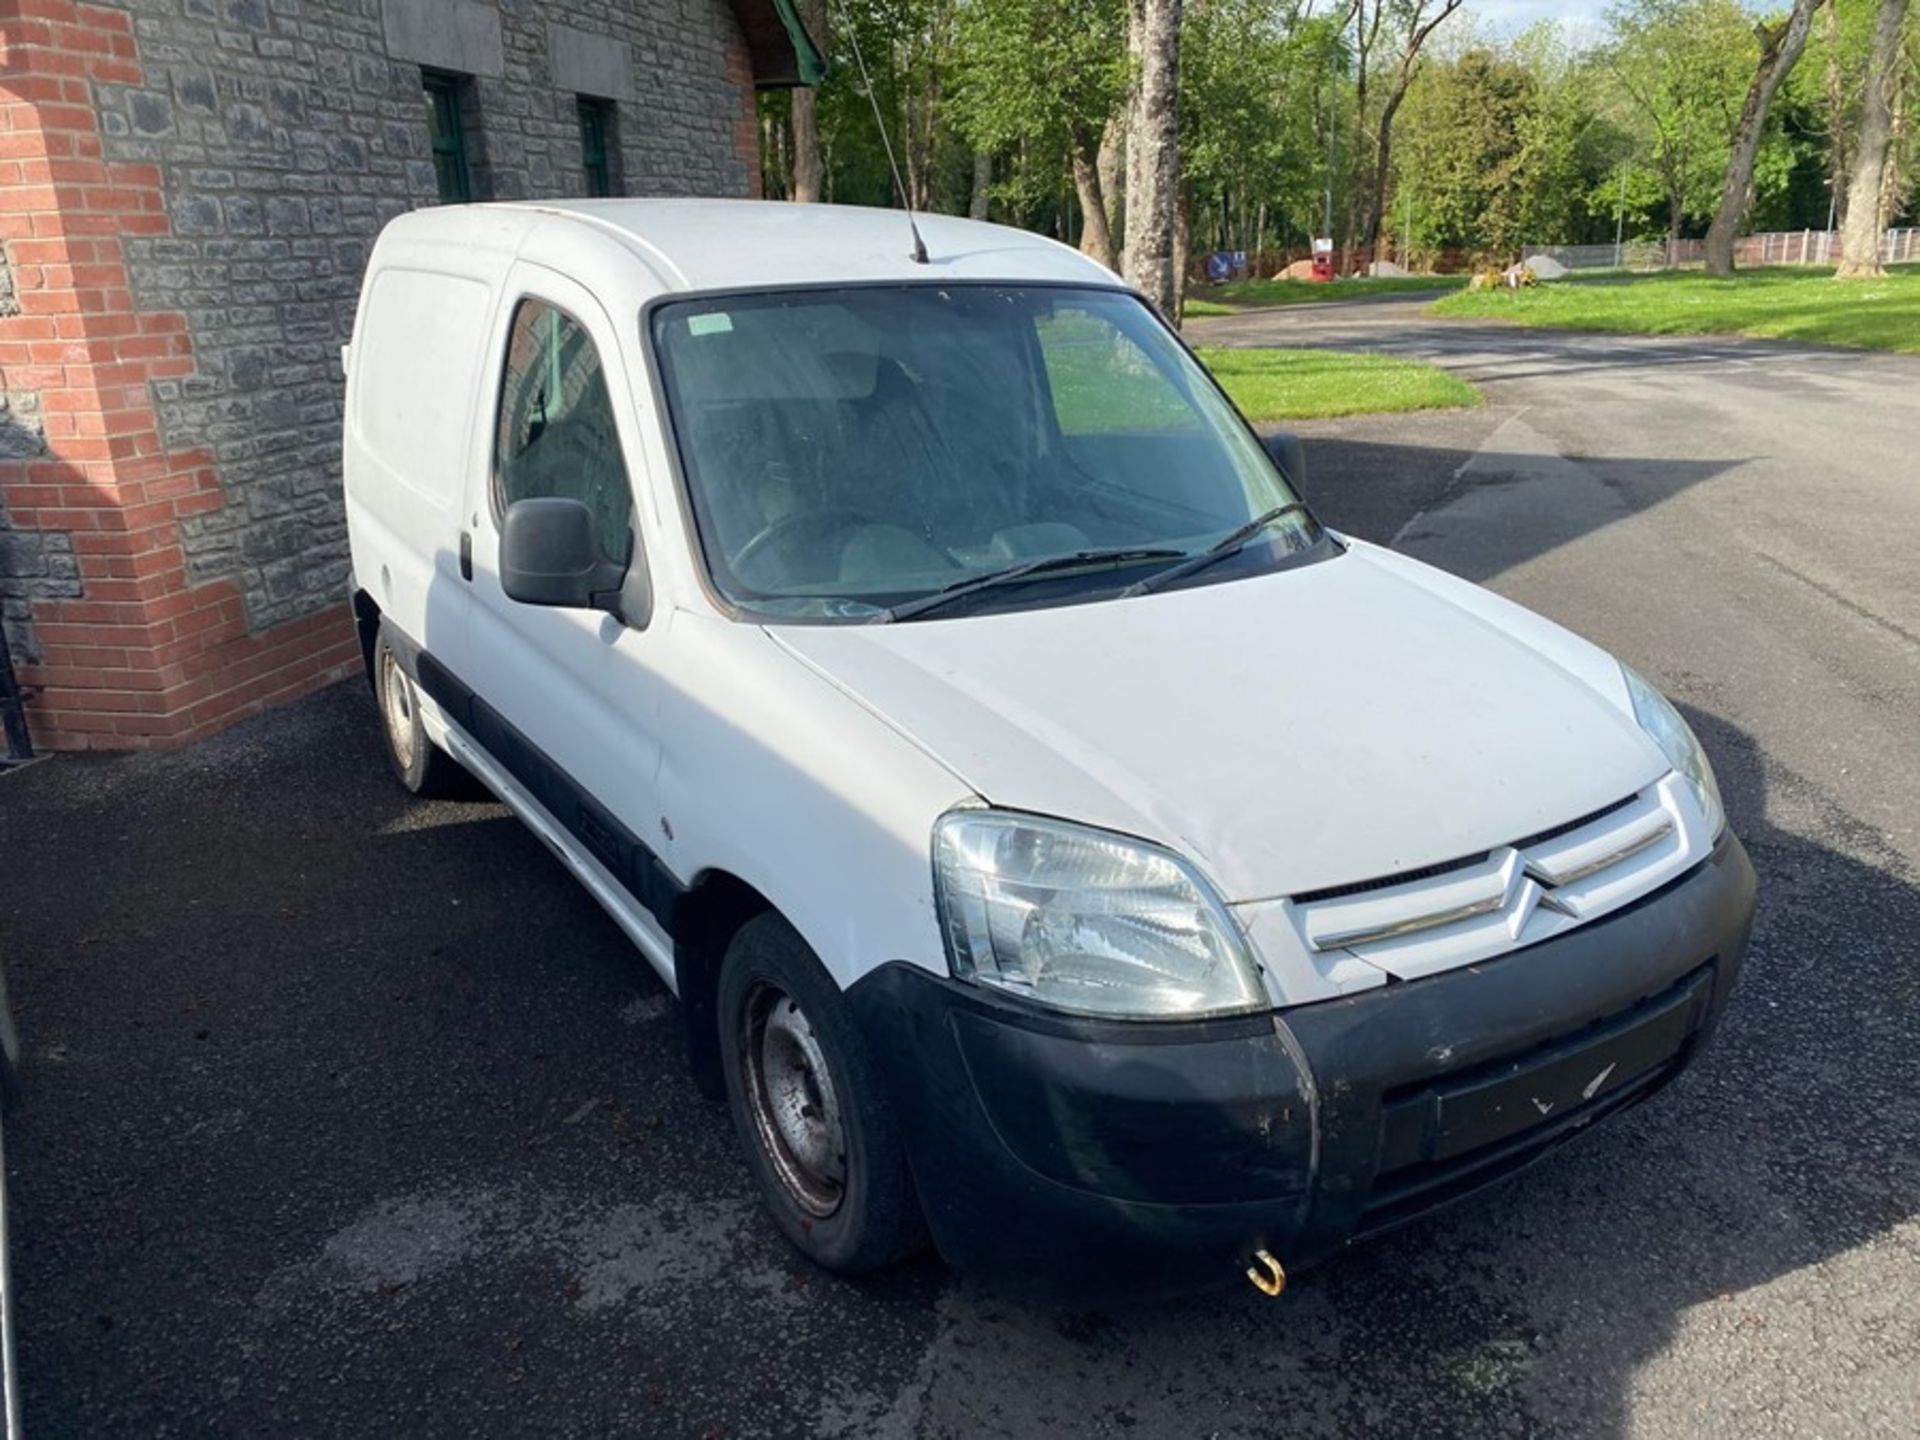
top-left (3, 303), bottom-right (1918, 1437)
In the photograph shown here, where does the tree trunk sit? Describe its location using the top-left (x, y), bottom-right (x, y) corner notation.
top-left (1344, 3), bottom-right (1373, 261)
top-left (1364, 84), bottom-right (1411, 257)
top-left (789, 0), bottom-right (827, 203)
top-left (1172, 181), bottom-right (1192, 324)
top-left (969, 150), bottom-right (991, 221)
top-left (1122, 0), bottom-right (1183, 319)
top-left (1880, 70), bottom-right (1910, 231)
top-left (1098, 114), bottom-right (1126, 250)
top-left (1823, 1), bottom-right (1851, 234)
top-left (1703, 0), bottom-right (1824, 277)
top-left (761, 113), bottom-right (788, 199)
top-left (1070, 135), bottom-right (1117, 270)
top-left (904, 48), bottom-right (940, 213)
top-left (791, 91), bottom-right (823, 202)
top-left (902, 93), bottom-right (923, 212)
top-left (1836, 0), bottom-right (1909, 279)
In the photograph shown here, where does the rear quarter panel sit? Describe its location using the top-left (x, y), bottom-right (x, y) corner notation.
top-left (342, 226), bottom-right (510, 662)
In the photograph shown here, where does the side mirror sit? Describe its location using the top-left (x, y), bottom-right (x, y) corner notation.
top-left (1263, 432), bottom-right (1308, 496)
top-left (500, 497), bottom-right (628, 613)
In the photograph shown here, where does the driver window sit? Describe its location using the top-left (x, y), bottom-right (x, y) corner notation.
top-left (494, 299), bottom-right (633, 566)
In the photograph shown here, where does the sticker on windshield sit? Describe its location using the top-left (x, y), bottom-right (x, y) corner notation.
top-left (688, 312), bottom-right (733, 337)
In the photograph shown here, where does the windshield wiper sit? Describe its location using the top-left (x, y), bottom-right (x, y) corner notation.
top-left (877, 545), bottom-right (1187, 623)
top-left (1119, 503), bottom-right (1317, 599)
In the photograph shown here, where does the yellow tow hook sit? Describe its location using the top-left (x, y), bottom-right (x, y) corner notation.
top-left (1246, 1249), bottom-right (1286, 1297)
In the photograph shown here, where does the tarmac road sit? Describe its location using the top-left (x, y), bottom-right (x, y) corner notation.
top-left (2, 301), bottom-right (1917, 1437)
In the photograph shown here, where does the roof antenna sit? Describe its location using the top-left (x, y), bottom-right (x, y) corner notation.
top-left (840, 14), bottom-right (929, 264)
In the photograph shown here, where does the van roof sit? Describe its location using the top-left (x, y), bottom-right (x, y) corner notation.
top-left (396, 198), bottom-right (1128, 296)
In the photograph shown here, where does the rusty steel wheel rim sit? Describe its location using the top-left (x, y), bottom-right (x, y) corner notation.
top-left (379, 648), bottom-right (417, 766)
top-left (739, 981), bottom-right (847, 1219)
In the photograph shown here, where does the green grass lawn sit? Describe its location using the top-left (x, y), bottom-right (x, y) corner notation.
top-left (1182, 298), bottom-right (1237, 318)
top-left (1191, 273), bottom-right (1471, 311)
top-left (1431, 265), bottom-right (1920, 353)
top-left (1198, 346), bottom-right (1480, 420)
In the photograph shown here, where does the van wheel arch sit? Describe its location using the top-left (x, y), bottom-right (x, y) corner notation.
top-left (351, 588), bottom-right (382, 693)
top-left (672, 870), bottom-right (773, 1100)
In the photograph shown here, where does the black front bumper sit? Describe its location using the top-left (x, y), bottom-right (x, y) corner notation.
top-left (847, 835), bottom-right (1756, 1300)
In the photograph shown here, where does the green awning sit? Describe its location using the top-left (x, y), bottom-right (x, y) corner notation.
top-left (772, 0), bottom-right (827, 86)
top-left (729, 0), bottom-right (827, 88)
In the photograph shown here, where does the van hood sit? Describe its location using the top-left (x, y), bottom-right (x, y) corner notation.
top-left (766, 543), bottom-right (1667, 902)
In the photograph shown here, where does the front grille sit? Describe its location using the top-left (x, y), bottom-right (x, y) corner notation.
top-left (1282, 778), bottom-right (1708, 981)
top-left (1293, 795), bottom-right (1640, 909)
top-left (1355, 963), bottom-right (1715, 1237)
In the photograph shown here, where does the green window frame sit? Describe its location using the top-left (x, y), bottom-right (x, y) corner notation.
top-left (423, 71), bottom-right (472, 204)
top-left (578, 98), bottom-right (614, 198)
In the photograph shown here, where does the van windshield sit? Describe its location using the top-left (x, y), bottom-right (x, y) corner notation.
top-left (650, 284), bottom-right (1321, 621)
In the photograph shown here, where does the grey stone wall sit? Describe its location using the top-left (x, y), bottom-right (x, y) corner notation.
top-left (0, 317), bottom-right (69, 665)
top-left (81, 0), bottom-right (754, 631)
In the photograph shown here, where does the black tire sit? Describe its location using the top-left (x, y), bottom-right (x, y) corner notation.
top-left (371, 623), bottom-right (471, 799)
top-left (717, 913), bottom-right (925, 1274)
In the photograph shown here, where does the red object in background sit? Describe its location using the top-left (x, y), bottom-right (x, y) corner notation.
top-left (1310, 238), bottom-right (1335, 282)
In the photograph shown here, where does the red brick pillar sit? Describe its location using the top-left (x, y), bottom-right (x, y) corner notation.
top-left (0, 0), bottom-right (358, 749)
top-left (725, 32), bottom-right (764, 200)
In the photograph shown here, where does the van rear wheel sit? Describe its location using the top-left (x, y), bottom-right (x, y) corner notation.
top-left (718, 913), bottom-right (925, 1274)
top-left (372, 625), bottom-right (470, 799)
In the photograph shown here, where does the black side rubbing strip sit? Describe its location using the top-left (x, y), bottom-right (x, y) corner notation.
top-left (399, 636), bottom-right (685, 934)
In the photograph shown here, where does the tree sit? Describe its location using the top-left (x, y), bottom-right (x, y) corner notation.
top-left (950, 0), bottom-right (1127, 265)
top-left (1604, 0), bottom-right (1757, 243)
top-left (1399, 49), bottom-right (1550, 259)
top-left (1124, 0), bottom-right (1184, 316)
top-left (1819, 0), bottom-right (1856, 232)
top-left (1355, 0), bottom-right (1467, 256)
top-left (1702, 0), bottom-right (1825, 275)
top-left (968, 149), bottom-right (992, 219)
top-left (791, 0), bottom-right (830, 202)
top-left (1836, 0), bottom-right (1911, 276)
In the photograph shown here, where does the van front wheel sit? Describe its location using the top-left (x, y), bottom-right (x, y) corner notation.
top-left (718, 914), bottom-right (924, 1274)
top-left (372, 626), bottom-right (469, 799)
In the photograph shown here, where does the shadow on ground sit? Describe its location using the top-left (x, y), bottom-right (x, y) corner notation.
top-left (1294, 428), bottom-right (1743, 577)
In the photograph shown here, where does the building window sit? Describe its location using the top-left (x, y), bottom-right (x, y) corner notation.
top-left (423, 71), bottom-right (473, 204)
top-left (578, 98), bottom-right (616, 198)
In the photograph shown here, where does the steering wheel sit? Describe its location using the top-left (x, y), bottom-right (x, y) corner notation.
top-left (731, 507), bottom-right (882, 586)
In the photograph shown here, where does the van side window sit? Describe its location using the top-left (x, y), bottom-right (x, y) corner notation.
top-left (494, 299), bottom-right (633, 566)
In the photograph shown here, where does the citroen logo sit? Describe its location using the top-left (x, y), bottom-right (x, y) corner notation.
top-left (1505, 874), bottom-right (1579, 940)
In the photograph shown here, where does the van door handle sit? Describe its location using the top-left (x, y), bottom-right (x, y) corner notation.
top-left (459, 531), bottom-right (473, 582)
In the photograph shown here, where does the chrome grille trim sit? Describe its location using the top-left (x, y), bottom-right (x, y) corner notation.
top-left (1313, 891), bottom-right (1508, 951)
top-left (1287, 776), bottom-right (1711, 979)
top-left (1524, 814), bottom-right (1674, 888)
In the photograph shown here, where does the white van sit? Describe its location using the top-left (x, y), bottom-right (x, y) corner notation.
top-left (342, 200), bottom-right (1754, 1299)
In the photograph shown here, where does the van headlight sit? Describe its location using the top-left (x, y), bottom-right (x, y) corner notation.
top-left (1623, 664), bottom-right (1725, 836)
top-left (932, 811), bottom-right (1267, 1019)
